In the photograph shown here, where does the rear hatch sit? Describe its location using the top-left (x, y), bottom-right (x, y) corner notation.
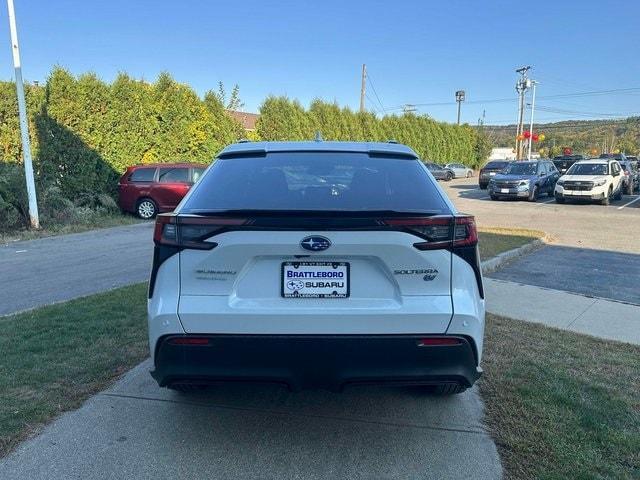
top-left (156, 149), bottom-right (475, 335)
top-left (175, 222), bottom-right (456, 334)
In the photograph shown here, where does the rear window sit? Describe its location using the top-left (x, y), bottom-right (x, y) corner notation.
top-left (485, 161), bottom-right (508, 169)
top-left (159, 167), bottom-right (189, 183)
top-left (129, 167), bottom-right (156, 182)
top-left (181, 152), bottom-right (449, 214)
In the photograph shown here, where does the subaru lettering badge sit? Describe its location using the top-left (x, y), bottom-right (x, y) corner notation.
top-left (300, 236), bottom-right (331, 252)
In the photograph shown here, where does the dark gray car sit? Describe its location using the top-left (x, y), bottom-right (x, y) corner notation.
top-left (425, 162), bottom-right (453, 181)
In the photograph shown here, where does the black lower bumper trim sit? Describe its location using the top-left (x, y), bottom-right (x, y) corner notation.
top-left (151, 334), bottom-right (482, 392)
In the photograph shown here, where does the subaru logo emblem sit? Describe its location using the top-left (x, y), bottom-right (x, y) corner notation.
top-left (300, 236), bottom-right (331, 252)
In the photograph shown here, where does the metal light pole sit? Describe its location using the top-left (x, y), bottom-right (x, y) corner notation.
top-left (455, 90), bottom-right (465, 125)
top-left (7, 0), bottom-right (39, 228)
top-left (527, 81), bottom-right (538, 160)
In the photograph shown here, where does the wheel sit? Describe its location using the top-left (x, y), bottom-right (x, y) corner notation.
top-left (490, 194), bottom-right (498, 200)
top-left (466, 171), bottom-right (472, 178)
top-left (479, 184), bottom-right (487, 190)
top-left (446, 172), bottom-right (453, 181)
top-left (426, 384), bottom-right (467, 395)
top-left (600, 187), bottom-right (612, 206)
top-left (136, 198), bottom-right (157, 219)
top-left (554, 194), bottom-right (565, 204)
top-left (527, 185), bottom-right (538, 202)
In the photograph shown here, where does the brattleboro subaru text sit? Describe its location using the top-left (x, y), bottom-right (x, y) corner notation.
top-left (148, 140), bottom-right (485, 394)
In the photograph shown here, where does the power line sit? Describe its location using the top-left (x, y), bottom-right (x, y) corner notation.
top-left (383, 86), bottom-right (640, 112)
top-left (366, 72), bottom-right (385, 113)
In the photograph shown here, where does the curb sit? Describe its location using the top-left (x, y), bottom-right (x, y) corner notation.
top-left (481, 236), bottom-right (549, 275)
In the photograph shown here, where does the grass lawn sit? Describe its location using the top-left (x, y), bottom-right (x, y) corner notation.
top-left (480, 314), bottom-right (640, 479)
top-left (0, 213), bottom-right (142, 244)
top-left (0, 283), bottom-right (148, 458)
top-left (478, 227), bottom-right (544, 260)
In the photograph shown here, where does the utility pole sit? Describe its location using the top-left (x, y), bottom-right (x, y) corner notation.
top-left (6, 0), bottom-right (39, 228)
top-left (515, 66), bottom-right (531, 159)
top-left (527, 80), bottom-right (538, 160)
top-left (455, 90), bottom-right (465, 125)
top-left (359, 64), bottom-right (367, 113)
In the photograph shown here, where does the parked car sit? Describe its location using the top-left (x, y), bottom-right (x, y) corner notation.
top-left (555, 158), bottom-right (624, 205)
top-left (552, 155), bottom-right (584, 174)
top-left (478, 160), bottom-right (510, 189)
top-left (488, 159), bottom-right (559, 202)
top-left (118, 163), bottom-right (207, 218)
top-left (617, 158), bottom-right (639, 194)
top-left (425, 162), bottom-right (454, 181)
top-left (444, 163), bottom-right (474, 178)
top-left (148, 140), bottom-right (484, 394)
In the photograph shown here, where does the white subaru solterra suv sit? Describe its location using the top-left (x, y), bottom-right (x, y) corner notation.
top-left (148, 141), bottom-right (485, 394)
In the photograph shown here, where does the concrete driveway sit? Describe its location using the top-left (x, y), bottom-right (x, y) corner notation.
top-left (0, 222), bottom-right (153, 315)
top-left (0, 361), bottom-right (501, 480)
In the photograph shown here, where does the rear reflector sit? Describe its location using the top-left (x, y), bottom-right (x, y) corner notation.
top-left (167, 337), bottom-right (210, 346)
top-left (417, 337), bottom-right (463, 347)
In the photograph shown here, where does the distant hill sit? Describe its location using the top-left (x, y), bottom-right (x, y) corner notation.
top-left (481, 117), bottom-right (640, 157)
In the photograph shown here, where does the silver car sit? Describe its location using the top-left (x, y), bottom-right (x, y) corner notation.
top-left (445, 163), bottom-right (474, 178)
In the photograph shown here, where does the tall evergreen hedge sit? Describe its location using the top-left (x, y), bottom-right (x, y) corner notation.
top-left (256, 96), bottom-right (490, 167)
top-left (0, 68), bottom-right (244, 198)
top-left (0, 70), bottom-right (491, 202)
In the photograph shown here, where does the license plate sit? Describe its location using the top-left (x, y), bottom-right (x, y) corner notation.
top-left (489, 172), bottom-right (496, 176)
top-left (282, 262), bottom-right (349, 298)
top-left (500, 188), bottom-right (509, 193)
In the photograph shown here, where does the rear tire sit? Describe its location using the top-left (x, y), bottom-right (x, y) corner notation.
top-left (136, 198), bottom-right (157, 219)
top-left (427, 384), bottom-right (467, 395)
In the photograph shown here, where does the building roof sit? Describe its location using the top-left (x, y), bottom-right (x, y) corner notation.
top-left (226, 110), bottom-right (259, 130)
top-left (218, 141), bottom-right (420, 159)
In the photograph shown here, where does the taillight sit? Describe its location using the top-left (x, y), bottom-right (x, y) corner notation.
top-left (383, 215), bottom-right (477, 250)
top-left (154, 214), bottom-right (249, 250)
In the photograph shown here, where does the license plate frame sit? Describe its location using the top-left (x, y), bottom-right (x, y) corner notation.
top-left (281, 261), bottom-right (350, 299)
top-left (500, 188), bottom-right (510, 193)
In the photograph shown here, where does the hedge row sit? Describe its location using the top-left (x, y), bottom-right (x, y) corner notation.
top-left (256, 97), bottom-right (491, 167)
top-left (0, 68), bottom-right (244, 199)
top-left (0, 69), bottom-right (491, 230)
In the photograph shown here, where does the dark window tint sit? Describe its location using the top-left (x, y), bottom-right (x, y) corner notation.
top-left (192, 167), bottom-right (206, 182)
top-left (485, 161), bottom-right (508, 169)
top-left (159, 167), bottom-right (189, 183)
top-left (182, 152), bottom-right (449, 214)
top-left (129, 167), bottom-right (156, 182)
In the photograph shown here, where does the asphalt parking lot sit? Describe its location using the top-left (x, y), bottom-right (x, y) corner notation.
top-left (441, 176), bottom-right (640, 304)
top-left (442, 179), bottom-right (640, 252)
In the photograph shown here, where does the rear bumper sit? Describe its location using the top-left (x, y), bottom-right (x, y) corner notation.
top-left (151, 334), bottom-right (482, 392)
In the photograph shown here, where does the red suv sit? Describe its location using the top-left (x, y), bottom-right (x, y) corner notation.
top-left (118, 163), bottom-right (207, 218)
